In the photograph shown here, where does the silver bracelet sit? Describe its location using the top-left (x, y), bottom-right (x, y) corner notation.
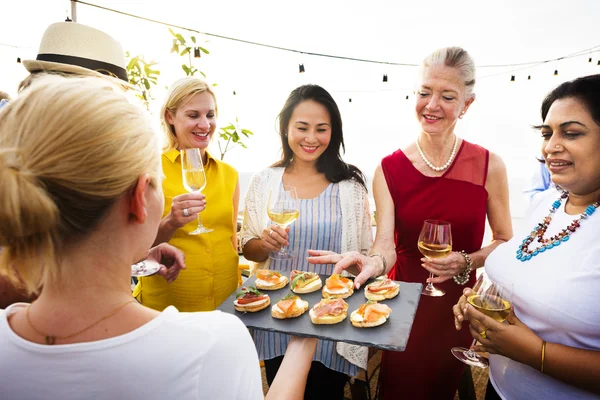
top-left (453, 250), bottom-right (473, 285)
top-left (369, 253), bottom-right (387, 277)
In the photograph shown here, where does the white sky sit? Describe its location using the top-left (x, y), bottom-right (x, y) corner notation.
top-left (1, 0), bottom-right (600, 217)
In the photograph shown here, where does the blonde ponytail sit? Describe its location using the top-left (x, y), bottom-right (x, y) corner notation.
top-left (0, 74), bottom-right (161, 293)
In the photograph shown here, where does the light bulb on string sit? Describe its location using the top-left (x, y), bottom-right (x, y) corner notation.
top-left (383, 74), bottom-right (388, 83)
top-left (528, 75), bottom-right (531, 80)
top-left (554, 70), bottom-right (558, 76)
top-left (349, 98), bottom-right (352, 103)
top-left (194, 47), bottom-right (201, 58)
top-left (510, 75), bottom-right (515, 82)
top-left (589, 57), bottom-right (593, 63)
top-left (299, 63), bottom-right (305, 73)
top-left (597, 60), bottom-right (600, 66)
top-left (16, 57), bottom-right (21, 64)
top-left (405, 95), bottom-right (409, 100)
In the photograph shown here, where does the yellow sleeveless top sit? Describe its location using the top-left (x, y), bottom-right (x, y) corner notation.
top-left (133, 149), bottom-right (239, 311)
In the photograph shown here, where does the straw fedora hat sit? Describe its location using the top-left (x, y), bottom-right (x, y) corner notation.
top-left (23, 22), bottom-right (132, 88)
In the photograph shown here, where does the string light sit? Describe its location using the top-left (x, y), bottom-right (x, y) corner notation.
top-left (554, 70), bottom-right (558, 76)
top-left (406, 95), bottom-right (409, 100)
top-left (349, 98), bottom-right (352, 102)
top-left (71, 1), bottom-right (600, 72)
top-left (383, 74), bottom-right (388, 82)
top-left (528, 75), bottom-right (531, 80)
top-left (510, 75), bottom-right (515, 82)
top-left (597, 60), bottom-right (600, 66)
top-left (589, 57), bottom-right (593, 63)
top-left (299, 63), bottom-right (305, 73)
top-left (194, 47), bottom-right (201, 58)
top-left (16, 57), bottom-right (21, 64)
top-left (233, 90), bottom-right (236, 96)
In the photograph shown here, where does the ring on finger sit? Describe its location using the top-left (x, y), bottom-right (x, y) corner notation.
top-left (183, 208), bottom-right (189, 217)
top-left (480, 328), bottom-right (488, 339)
top-left (268, 229), bottom-right (274, 237)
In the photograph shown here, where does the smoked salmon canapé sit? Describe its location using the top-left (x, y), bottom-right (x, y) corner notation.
top-left (350, 301), bottom-right (392, 328)
top-left (364, 277), bottom-right (400, 301)
top-left (322, 274), bottom-right (354, 299)
top-left (290, 270), bottom-right (323, 294)
top-left (309, 298), bottom-right (349, 325)
top-left (271, 293), bottom-right (309, 319)
top-left (255, 269), bottom-right (289, 290)
top-left (234, 286), bottom-right (271, 312)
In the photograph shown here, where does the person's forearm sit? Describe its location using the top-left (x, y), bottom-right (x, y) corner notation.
top-left (153, 217), bottom-right (178, 246)
top-left (242, 238), bottom-right (269, 263)
top-left (370, 240), bottom-right (397, 275)
top-left (526, 341), bottom-right (600, 395)
top-left (266, 337), bottom-right (317, 400)
top-left (469, 238), bottom-right (509, 269)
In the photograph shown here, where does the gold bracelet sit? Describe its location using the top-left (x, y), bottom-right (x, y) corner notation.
top-left (540, 340), bottom-right (547, 373)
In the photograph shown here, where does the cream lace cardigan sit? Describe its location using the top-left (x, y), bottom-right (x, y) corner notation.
top-left (240, 167), bottom-right (373, 369)
top-left (240, 167), bottom-right (372, 268)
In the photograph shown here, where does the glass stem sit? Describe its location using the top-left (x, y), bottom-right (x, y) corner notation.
top-left (279, 224), bottom-right (288, 254)
top-left (197, 211), bottom-right (204, 228)
top-left (426, 272), bottom-right (435, 289)
top-left (465, 339), bottom-right (478, 359)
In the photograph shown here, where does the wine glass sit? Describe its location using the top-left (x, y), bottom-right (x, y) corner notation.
top-left (267, 185), bottom-right (299, 260)
top-left (417, 219), bottom-right (452, 297)
top-left (451, 272), bottom-right (514, 368)
top-left (181, 148), bottom-right (213, 235)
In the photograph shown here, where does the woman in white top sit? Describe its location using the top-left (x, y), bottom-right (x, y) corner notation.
top-left (241, 84), bottom-right (372, 399)
top-left (0, 75), bottom-right (316, 400)
top-left (454, 74), bottom-right (600, 399)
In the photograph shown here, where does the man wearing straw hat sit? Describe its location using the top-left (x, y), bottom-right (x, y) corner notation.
top-left (1, 21), bottom-right (184, 308)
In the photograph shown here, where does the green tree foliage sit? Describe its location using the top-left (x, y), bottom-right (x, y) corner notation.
top-left (125, 51), bottom-right (160, 111)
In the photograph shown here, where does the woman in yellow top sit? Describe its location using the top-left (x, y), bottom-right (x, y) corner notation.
top-left (134, 77), bottom-right (240, 311)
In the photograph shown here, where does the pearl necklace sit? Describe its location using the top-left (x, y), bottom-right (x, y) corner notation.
top-left (416, 135), bottom-right (459, 172)
top-left (516, 191), bottom-right (599, 262)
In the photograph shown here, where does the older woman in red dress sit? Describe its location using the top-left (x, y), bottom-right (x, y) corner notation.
top-left (309, 47), bottom-right (513, 399)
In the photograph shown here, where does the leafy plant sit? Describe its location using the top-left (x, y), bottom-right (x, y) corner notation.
top-left (125, 51), bottom-right (160, 111)
top-left (168, 29), bottom-right (254, 160)
top-left (169, 28), bottom-right (209, 77)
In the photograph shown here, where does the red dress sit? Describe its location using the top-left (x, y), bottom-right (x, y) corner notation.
top-left (379, 140), bottom-right (489, 400)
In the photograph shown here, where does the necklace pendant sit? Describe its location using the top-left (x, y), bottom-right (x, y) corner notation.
top-left (45, 335), bottom-right (56, 345)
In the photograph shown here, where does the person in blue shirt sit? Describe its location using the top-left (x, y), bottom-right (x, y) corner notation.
top-left (523, 159), bottom-right (552, 202)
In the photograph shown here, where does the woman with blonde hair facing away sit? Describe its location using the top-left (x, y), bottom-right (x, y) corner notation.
top-left (0, 74), bottom-right (316, 399)
top-left (309, 47), bottom-right (513, 399)
top-left (134, 77), bottom-right (240, 311)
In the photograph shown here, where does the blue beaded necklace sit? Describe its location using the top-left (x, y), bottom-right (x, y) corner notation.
top-left (516, 191), bottom-right (599, 262)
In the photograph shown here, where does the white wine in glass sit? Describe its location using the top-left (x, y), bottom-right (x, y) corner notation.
top-left (451, 273), bottom-right (514, 368)
top-left (417, 219), bottom-right (452, 297)
top-left (267, 185), bottom-right (299, 260)
top-left (181, 148), bottom-right (213, 235)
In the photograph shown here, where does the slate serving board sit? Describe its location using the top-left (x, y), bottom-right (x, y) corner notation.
top-left (217, 274), bottom-right (422, 352)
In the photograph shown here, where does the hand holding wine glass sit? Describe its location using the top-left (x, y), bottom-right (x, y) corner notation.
top-left (181, 148), bottom-right (213, 235)
top-left (451, 273), bottom-right (514, 368)
top-left (418, 219), bottom-right (452, 297)
top-left (267, 185), bottom-right (299, 260)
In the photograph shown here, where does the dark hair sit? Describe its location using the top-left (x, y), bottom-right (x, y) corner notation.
top-left (272, 84), bottom-right (366, 190)
top-left (535, 74), bottom-right (600, 165)
top-left (540, 74), bottom-right (600, 126)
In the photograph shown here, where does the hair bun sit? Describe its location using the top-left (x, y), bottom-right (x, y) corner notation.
top-left (0, 156), bottom-right (59, 245)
